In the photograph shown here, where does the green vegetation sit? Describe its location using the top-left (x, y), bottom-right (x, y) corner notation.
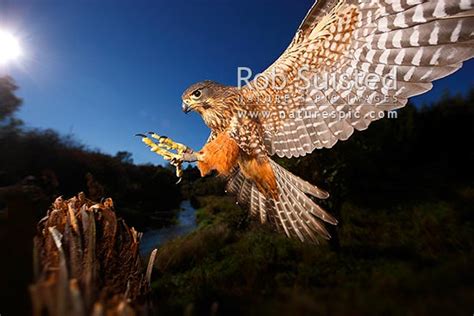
top-left (151, 192), bottom-right (473, 315)
top-left (149, 90), bottom-right (474, 315)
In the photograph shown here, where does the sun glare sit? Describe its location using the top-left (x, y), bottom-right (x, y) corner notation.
top-left (0, 30), bottom-right (22, 64)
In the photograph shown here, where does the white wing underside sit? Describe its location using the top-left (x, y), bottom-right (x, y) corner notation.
top-left (240, 0), bottom-right (474, 158)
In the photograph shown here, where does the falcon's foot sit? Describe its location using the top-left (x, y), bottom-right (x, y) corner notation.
top-left (136, 132), bottom-right (197, 183)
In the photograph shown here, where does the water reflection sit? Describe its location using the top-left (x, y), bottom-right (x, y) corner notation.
top-left (140, 200), bottom-right (196, 255)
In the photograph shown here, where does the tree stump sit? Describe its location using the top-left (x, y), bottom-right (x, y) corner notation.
top-left (30, 193), bottom-right (157, 316)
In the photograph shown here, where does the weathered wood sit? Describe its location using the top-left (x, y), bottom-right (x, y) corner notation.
top-left (30, 193), bottom-right (156, 316)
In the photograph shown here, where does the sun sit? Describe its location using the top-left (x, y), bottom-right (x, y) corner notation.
top-left (0, 30), bottom-right (22, 65)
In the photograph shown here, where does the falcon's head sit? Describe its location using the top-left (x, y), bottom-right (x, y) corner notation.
top-left (181, 80), bottom-right (237, 130)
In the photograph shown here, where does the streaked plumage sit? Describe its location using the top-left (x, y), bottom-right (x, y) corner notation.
top-left (181, 0), bottom-right (474, 242)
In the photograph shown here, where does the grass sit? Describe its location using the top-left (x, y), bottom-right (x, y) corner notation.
top-left (150, 190), bottom-right (474, 315)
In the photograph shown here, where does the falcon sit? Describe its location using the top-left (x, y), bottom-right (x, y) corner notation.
top-left (138, 0), bottom-right (474, 242)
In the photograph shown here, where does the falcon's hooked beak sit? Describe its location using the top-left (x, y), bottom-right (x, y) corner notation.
top-left (182, 102), bottom-right (191, 114)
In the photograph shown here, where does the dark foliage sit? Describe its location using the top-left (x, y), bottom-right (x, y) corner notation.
top-left (151, 89), bottom-right (474, 315)
top-left (0, 76), bottom-right (182, 228)
top-left (152, 193), bottom-right (474, 315)
top-left (0, 76), bottom-right (23, 128)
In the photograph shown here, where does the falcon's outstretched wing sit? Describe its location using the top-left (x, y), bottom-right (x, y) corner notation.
top-left (241, 0), bottom-right (474, 158)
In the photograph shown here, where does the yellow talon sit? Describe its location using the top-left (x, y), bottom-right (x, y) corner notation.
top-left (136, 132), bottom-right (191, 184)
top-left (148, 132), bottom-right (188, 153)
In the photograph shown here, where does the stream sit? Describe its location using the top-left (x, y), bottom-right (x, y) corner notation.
top-left (139, 200), bottom-right (197, 256)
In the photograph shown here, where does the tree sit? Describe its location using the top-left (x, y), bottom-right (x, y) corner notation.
top-left (115, 151), bottom-right (134, 164)
top-left (0, 76), bottom-right (23, 129)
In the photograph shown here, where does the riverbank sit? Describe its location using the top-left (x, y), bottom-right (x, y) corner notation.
top-left (148, 193), bottom-right (474, 315)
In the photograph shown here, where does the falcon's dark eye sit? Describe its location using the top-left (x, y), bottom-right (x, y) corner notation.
top-left (192, 90), bottom-right (201, 98)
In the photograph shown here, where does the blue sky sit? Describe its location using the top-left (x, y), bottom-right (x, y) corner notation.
top-left (2, 0), bottom-right (474, 164)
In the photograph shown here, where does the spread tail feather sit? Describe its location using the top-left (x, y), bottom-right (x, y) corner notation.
top-left (226, 159), bottom-right (337, 243)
